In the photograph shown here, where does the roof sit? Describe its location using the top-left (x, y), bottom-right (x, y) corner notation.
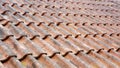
top-left (0, 0), bottom-right (120, 68)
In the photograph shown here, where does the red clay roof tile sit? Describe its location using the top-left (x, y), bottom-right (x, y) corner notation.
top-left (0, 0), bottom-right (120, 68)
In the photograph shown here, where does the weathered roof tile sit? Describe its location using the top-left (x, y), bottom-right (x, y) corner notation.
top-left (0, 0), bottom-right (120, 68)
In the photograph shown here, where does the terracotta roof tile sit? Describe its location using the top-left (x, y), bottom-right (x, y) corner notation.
top-left (0, 0), bottom-right (120, 68)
